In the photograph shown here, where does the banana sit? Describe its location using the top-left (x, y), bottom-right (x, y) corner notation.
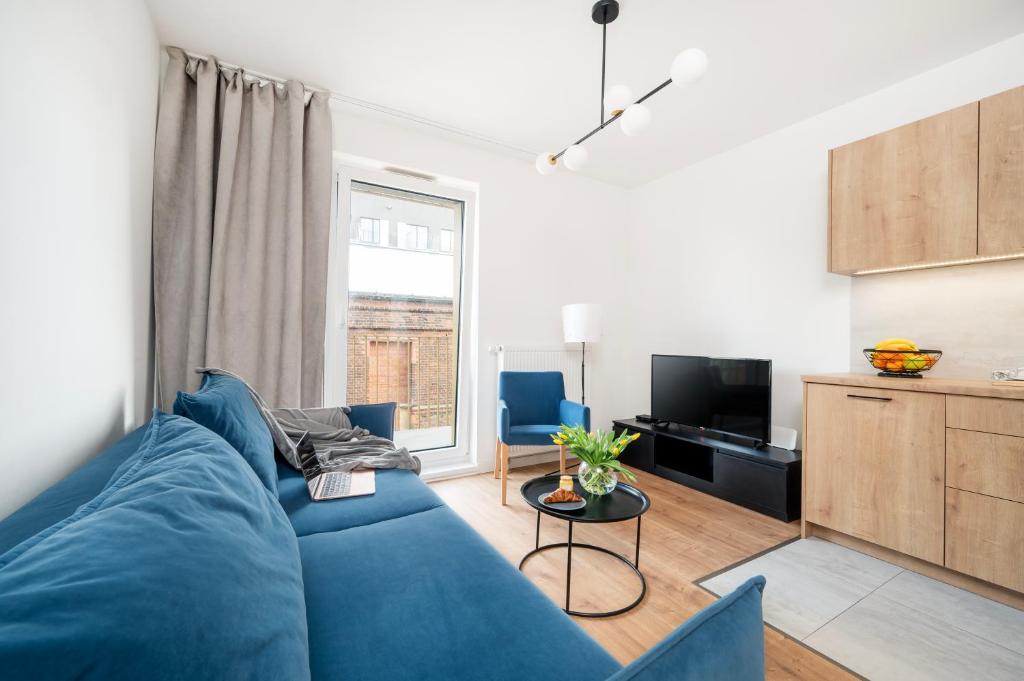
top-left (875, 338), bottom-right (918, 351)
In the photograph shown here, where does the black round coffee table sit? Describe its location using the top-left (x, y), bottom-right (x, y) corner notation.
top-left (519, 474), bottom-right (651, 618)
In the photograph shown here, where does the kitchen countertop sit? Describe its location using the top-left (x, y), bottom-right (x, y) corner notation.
top-left (801, 372), bottom-right (1024, 400)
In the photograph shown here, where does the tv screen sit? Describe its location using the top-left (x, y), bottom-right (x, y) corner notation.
top-left (651, 355), bottom-right (772, 443)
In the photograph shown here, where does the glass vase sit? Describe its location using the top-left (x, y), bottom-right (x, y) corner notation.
top-left (578, 461), bottom-right (618, 496)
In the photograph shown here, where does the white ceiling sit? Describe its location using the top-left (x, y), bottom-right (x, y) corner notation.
top-left (144, 0), bottom-right (1024, 187)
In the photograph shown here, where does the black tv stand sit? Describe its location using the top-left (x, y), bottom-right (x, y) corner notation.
top-left (654, 422), bottom-right (765, 450)
top-left (613, 418), bottom-right (800, 522)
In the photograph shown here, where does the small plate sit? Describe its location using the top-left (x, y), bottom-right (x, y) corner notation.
top-left (537, 490), bottom-right (586, 512)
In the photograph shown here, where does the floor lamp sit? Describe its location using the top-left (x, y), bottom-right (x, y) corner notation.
top-left (562, 303), bottom-right (602, 405)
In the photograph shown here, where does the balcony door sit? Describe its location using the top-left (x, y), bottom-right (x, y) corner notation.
top-left (325, 167), bottom-right (474, 469)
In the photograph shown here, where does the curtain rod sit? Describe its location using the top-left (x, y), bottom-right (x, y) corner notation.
top-left (182, 49), bottom-right (329, 94)
top-left (179, 48), bottom-right (535, 157)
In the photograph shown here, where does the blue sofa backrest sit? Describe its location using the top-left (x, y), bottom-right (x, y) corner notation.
top-left (607, 575), bottom-right (766, 681)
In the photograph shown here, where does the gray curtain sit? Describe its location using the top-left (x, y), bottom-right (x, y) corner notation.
top-left (153, 47), bottom-right (333, 410)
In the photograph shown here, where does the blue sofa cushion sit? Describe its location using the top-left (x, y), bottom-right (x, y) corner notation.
top-left (0, 425), bottom-right (146, 555)
top-left (0, 413), bottom-right (310, 681)
top-left (174, 372), bottom-right (278, 494)
top-left (298, 505), bottom-right (622, 681)
top-left (276, 461), bottom-right (444, 536)
top-left (607, 576), bottom-right (766, 681)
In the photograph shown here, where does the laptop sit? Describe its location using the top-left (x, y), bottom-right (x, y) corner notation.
top-left (297, 434), bottom-right (376, 501)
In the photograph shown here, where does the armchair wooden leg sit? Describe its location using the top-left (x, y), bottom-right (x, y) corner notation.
top-left (494, 438), bottom-right (502, 479)
top-left (500, 442), bottom-right (510, 505)
top-left (559, 444), bottom-right (567, 474)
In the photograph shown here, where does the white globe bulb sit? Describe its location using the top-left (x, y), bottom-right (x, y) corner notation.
top-left (535, 152), bottom-right (557, 175)
top-left (603, 84), bottom-right (634, 117)
top-left (563, 145), bottom-right (589, 171)
top-left (670, 48), bottom-right (708, 86)
top-left (619, 104), bottom-right (651, 136)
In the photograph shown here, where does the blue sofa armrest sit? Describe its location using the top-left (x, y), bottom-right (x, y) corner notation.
top-left (559, 399), bottom-right (591, 431)
top-left (497, 399), bottom-right (511, 442)
top-left (348, 402), bottom-right (397, 441)
top-left (606, 576), bottom-right (766, 681)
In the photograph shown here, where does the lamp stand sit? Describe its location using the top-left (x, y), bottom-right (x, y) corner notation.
top-left (580, 341), bottom-right (587, 405)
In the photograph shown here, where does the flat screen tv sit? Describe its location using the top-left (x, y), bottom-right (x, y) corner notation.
top-left (651, 355), bottom-right (772, 444)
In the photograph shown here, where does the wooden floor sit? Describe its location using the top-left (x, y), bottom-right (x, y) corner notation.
top-left (430, 462), bottom-right (856, 680)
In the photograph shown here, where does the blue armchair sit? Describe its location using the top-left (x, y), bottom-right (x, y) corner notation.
top-left (496, 371), bottom-right (589, 505)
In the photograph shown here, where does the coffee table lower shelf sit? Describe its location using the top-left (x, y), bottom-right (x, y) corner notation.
top-left (518, 512), bottom-right (646, 618)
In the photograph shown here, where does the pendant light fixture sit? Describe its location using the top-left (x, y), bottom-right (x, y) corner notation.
top-left (535, 0), bottom-right (708, 174)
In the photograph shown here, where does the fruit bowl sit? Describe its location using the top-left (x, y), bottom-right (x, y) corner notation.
top-left (863, 349), bottom-right (942, 378)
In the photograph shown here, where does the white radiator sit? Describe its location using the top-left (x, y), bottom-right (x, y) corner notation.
top-left (495, 346), bottom-right (582, 457)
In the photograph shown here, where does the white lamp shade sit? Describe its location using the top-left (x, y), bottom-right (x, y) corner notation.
top-left (603, 84), bottom-right (634, 116)
top-left (563, 144), bottom-right (589, 171)
top-left (670, 48), bottom-right (708, 86)
top-left (535, 152), bottom-right (558, 175)
top-left (562, 303), bottom-right (602, 343)
top-left (619, 103), bottom-right (651, 136)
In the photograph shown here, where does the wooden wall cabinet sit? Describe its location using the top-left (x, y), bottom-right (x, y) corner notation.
top-left (829, 103), bottom-right (978, 274)
top-left (828, 84), bottom-right (1024, 275)
top-left (980, 86), bottom-right (1024, 255)
top-left (803, 374), bottom-right (1024, 606)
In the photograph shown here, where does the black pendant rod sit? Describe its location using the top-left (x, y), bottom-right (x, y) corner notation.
top-left (552, 77), bottom-right (672, 161)
top-left (600, 21), bottom-right (607, 127)
top-left (550, 0), bottom-right (673, 162)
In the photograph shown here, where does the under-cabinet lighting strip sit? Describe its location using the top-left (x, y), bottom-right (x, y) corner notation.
top-left (852, 251), bottom-right (1024, 275)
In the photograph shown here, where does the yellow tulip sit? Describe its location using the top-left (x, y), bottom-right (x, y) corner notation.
top-left (631, 433), bottom-right (641, 441)
top-left (611, 446), bottom-right (620, 455)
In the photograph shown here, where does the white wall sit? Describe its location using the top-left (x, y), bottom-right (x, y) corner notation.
top-left (0, 0), bottom-right (160, 519)
top-left (331, 109), bottom-right (629, 472)
top-left (614, 34), bottom-right (1024, 444)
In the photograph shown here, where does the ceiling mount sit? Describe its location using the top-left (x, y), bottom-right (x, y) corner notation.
top-left (536, 2), bottom-right (709, 175)
top-left (591, 0), bottom-right (619, 25)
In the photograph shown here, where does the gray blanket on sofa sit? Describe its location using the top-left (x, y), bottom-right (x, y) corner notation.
top-left (198, 368), bottom-right (420, 475)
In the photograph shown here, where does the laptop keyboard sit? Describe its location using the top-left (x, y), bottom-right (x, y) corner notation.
top-left (320, 472), bottom-right (352, 498)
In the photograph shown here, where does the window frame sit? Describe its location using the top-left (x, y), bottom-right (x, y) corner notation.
top-left (324, 162), bottom-right (477, 471)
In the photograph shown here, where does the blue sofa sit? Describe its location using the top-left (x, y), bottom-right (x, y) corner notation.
top-left (0, 398), bottom-right (767, 681)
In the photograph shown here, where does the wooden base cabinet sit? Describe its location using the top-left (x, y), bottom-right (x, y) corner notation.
top-left (804, 383), bottom-right (944, 564)
top-left (803, 373), bottom-right (1024, 604)
top-left (946, 488), bottom-right (1024, 594)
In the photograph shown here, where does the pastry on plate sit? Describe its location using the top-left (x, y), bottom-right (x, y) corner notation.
top-left (543, 488), bottom-right (583, 504)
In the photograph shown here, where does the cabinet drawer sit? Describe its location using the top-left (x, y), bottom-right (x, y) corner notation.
top-left (947, 428), bottom-right (1024, 503)
top-left (945, 488), bottom-right (1024, 593)
top-left (805, 383), bottom-right (945, 564)
top-left (947, 395), bottom-right (1024, 437)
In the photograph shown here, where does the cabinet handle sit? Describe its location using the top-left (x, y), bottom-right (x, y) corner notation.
top-left (846, 393), bottom-right (892, 402)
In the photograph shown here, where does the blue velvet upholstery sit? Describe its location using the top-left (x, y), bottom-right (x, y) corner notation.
top-left (0, 413), bottom-right (310, 681)
top-left (299, 505), bottom-right (622, 681)
top-left (348, 401), bottom-right (396, 441)
top-left (0, 398), bottom-right (769, 681)
top-left (0, 425), bottom-right (146, 555)
top-left (508, 424), bottom-right (564, 445)
top-left (276, 461), bottom-right (444, 536)
top-left (607, 576), bottom-right (767, 681)
top-left (174, 373), bottom-right (278, 494)
top-left (497, 371), bottom-right (589, 444)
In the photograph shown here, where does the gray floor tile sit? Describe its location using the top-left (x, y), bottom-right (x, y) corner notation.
top-left (701, 537), bottom-right (902, 640)
top-left (806, 592), bottom-right (1024, 681)
top-left (873, 570), bottom-right (1024, 656)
